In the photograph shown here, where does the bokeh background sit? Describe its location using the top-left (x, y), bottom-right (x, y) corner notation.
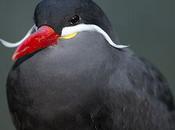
top-left (0, 0), bottom-right (174, 129)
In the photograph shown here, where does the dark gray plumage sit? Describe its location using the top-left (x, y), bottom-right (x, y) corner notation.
top-left (6, 0), bottom-right (175, 130)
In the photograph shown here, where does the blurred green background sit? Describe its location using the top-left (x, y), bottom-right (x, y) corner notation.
top-left (0, 0), bottom-right (174, 129)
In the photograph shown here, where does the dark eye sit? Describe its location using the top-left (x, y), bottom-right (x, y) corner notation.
top-left (69, 15), bottom-right (80, 25)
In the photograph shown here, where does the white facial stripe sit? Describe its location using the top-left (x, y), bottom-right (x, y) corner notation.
top-left (61, 24), bottom-right (128, 49)
top-left (0, 24), bottom-right (128, 49)
top-left (0, 25), bottom-right (37, 48)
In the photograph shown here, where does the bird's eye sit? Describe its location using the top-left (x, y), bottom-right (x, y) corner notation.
top-left (69, 15), bottom-right (80, 25)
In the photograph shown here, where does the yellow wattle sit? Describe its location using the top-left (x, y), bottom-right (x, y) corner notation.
top-left (60, 33), bottom-right (78, 40)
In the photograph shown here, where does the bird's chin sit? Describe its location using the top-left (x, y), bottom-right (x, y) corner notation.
top-left (12, 49), bottom-right (44, 69)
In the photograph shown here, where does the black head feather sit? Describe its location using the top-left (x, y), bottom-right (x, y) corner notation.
top-left (34, 0), bottom-right (114, 39)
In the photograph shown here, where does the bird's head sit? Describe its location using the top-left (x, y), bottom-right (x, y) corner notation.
top-left (0, 0), bottom-right (127, 61)
top-left (34, 0), bottom-right (113, 39)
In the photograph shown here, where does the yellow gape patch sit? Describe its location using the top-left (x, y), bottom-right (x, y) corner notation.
top-left (60, 33), bottom-right (78, 40)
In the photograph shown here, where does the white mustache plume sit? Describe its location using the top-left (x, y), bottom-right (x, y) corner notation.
top-left (0, 25), bottom-right (37, 48)
top-left (62, 24), bottom-right (128, 49)
top-left (0, 24), bottom-right (128, 49)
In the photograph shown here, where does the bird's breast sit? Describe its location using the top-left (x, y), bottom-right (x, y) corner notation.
top-left (7, 31), bottom-right (115, 122)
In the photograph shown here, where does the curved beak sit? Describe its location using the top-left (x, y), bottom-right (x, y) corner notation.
top-left (12, 26), bottom-right (60, 61)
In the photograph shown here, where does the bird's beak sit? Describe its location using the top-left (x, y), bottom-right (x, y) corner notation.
top-left (12, 26), bottom-right (60, 61)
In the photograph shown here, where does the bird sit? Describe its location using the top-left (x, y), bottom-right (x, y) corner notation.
top-left (1, 0), bottom-right (174, 130)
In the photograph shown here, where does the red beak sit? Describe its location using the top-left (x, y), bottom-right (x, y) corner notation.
top-left (12, 26), bottom-right (60, 61)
